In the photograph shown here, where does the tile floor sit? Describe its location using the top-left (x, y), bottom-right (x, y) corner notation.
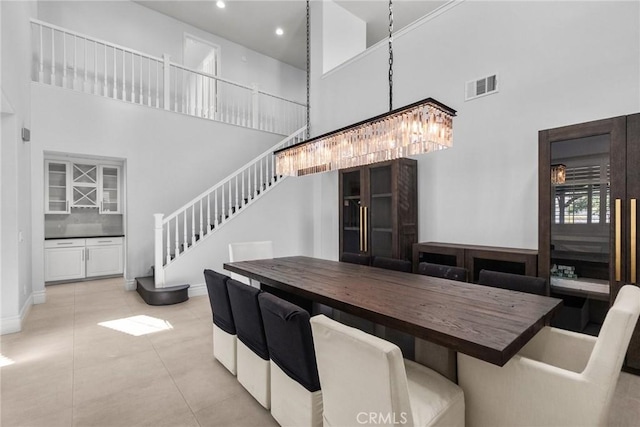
top-left (0, 277), bottom-right (278, 427)
top-left (1, 277), bottom-right (639, 426)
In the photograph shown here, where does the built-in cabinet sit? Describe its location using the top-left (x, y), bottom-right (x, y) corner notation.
top-left (539, 113), bottom-right (640, 371)
top-left (45, 160), bottom-right (121, 214)
top-left (339, 158), bottom-right (417, 261)
top-left (45, 237), bottom-right (124, 282)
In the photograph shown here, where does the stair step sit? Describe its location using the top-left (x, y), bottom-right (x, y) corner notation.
top-left (136, 276), bottom-right (189, 306)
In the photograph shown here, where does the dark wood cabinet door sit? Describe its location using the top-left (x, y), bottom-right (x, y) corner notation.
top-left (338, 159), bottom-right (417, 261)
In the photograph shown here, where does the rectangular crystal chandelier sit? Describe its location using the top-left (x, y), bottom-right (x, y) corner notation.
top-left (275, 98), bottom-right (456, 177)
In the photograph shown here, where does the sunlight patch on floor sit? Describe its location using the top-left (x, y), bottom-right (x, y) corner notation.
top-left (0, 354), bottom-right (15, 368)
top-left (98, 315), bottom-right (173, 336)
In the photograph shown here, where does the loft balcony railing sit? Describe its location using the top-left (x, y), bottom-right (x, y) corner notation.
top-left (30, 19), bottom-right (306, 135)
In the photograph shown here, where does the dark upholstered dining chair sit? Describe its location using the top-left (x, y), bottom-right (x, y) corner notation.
top-left (226, 279), bottom-right (271, 408)
top-left (418, 262), bottom-right (469, 282)
top-left (339, 252), bottom-right (371, 266)
top-left (371, 256), bottom-right (413, 273)
top-left (203, 269), bottom-right (237, 375)
top-left (258, 292), bottom-right (322, 427)
top-left (477, 269), bottom-right (546, 295)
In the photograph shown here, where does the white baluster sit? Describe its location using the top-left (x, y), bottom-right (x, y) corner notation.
top-left (199, 199), bottom-right (203, 239)
top-left (271, 154), bottom-right (275, 184)
top-left (260, 158), bottom-right (264, 193)
top-left (214, 188), bottom-right (219, 227)
top-left (102, 44), bottom-right (107, 96)
top-left (154, 214), bottom-right (165, 287)
top-left (147, 57), bottom-right (151, 106)
top-left (155, 60), bottom-right (160, 108)
top-left (93, 41), bottom-right (99, 94)
top-left (235, 175), bottom-right (239, 211)
top-left (50, 28), bottom-right (55, 85)
top-left (173, 68), bottom-right (178, 112)
top-left (73, 35), bottom-right (77, 90)
top-left (191, 204), bottom-right (196, 247)
top-left (174, 217), bottom-right (179, 257)
top-left (83, 37), bottom-right (88, 92)
top-left (139, 56), bottom-right (143, 104)
top-left (207, 194), bottom-right (211, 232)
top-left (254, 163), bottom-right (258, 198)
top-left (130, 52), bottom-right (135, 102)
top-left (163, 54), bottom-right (171, 111)
top-left (113, 46), bottom-right (117, 99)
top-left (121, 49), bottom-right (126, 100)
top-left (38, 25), bottom-right (44, 83)
top-left (183, 211), bottom-right (187, 253)
top-left (196, 75), bottom-right (202, 117)
top-left (242, 169), bottom-right (245, 207)
top-left (165, 221), bottom-right (171, 265)
top-left (221, 184), bottom-right (225, 222)
top-left (228, 180), bottom-right (232, 217)
top-left (62, 32), bottom-right (67, 88)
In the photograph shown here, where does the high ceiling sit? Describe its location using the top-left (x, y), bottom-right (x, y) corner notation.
top-left (135, 1), bottom-right (446, 70)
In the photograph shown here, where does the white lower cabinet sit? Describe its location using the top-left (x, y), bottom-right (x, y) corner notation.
top-left (45, 237), bottom-right (123, 282)
top-left (86, 238), bottom-right (124, 277)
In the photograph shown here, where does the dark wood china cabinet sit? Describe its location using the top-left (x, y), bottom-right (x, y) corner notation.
top-left (539, 113), bottom-right (640, 372)
top-left (339, 158), bottom-right (417, 261)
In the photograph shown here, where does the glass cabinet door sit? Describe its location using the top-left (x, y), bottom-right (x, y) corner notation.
top-left (99, 165), bottom-right (120, 214)
top-left (45, 161), bottom-right (70, 213)
top-left (368, 164), bottom-right (393, 258)
top-left (342, 170), bottom-right (362, 254)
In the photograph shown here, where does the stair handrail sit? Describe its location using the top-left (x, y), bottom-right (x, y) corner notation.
top-left (161, 126), bottom-right (307, 225)
top-left (170, 62), bottom-right (306, 107)
top-left (31, 18), bottom-right (163, 61)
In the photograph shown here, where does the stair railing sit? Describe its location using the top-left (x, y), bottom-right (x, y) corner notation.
top-left (30, 19), bottom-right (306, 135)
top-left (153, 126), bottom-right (307, 287)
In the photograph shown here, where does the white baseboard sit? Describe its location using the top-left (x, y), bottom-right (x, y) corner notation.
top-left (188, 282), bottom-right (207, 297)
top-left (33, 290), bottom-right (46, 304)
top-left (1, 293), bottom-right (34, 335)
top-left (124, 278), bottom-right (137, 291)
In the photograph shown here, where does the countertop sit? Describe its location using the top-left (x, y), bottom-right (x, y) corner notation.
top-left (45, 235), bottom-right (125, 240)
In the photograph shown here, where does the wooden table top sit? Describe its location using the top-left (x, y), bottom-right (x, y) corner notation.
top-left (224, 256), bottom-right (563, 366)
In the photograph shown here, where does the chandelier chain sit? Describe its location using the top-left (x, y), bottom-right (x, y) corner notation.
top-left (306, 0), bottom-right (311, 139)
top-left (388, 0), bottom-right (394, 112)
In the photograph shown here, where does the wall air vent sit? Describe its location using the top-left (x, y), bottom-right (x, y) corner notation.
top-left (465, 74), bottom-right (498, 101)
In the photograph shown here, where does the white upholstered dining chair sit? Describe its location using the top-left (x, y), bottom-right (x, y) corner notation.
top-left (311, 314), bottom-right (465, 427)
top-left (228, 240), bottom-right (273, 288)
top-left (457, 284), bottom-right (640, 427)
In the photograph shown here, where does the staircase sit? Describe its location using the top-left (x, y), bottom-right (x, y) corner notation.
top-left (146, 126), bottom-right (307, 297)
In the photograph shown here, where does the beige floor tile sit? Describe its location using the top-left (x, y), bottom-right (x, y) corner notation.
top-left (72, 375), bottom-right (190, 427)
top-left (73, 330), bottom-right (156, 370)
top-left (194, 390), bottom-right (278, 427)
top-left (608, 396), bottom-right (640, 427)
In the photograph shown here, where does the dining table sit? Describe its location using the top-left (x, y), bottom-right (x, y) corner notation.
top-left (224, 256), bottom-right (563, 378)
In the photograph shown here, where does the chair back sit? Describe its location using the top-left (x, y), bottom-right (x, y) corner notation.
top-left (226, 279), bottom-right (269, 360)
top-left (310, 315), bottom-right (413, 426)
top-left (258, 292), bottom-right (321, 392)
top-left (584, 285), bottom-right (640, 419)
top-left (478, 269), bottom-right (546, 295)
top-left (339, 253), bottom-right (371, 266)
top-left (228, 241), bottom-right (273, 286)
top-left (372, 256), bottom-right (413, 273)
top-left (203, 269), bottom-right (235, 334)
top-left (418, 262), bottom-right (468, 282)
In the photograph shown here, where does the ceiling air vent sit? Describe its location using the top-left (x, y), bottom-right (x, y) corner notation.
top-left (465, 74), bottom-right (498, 101)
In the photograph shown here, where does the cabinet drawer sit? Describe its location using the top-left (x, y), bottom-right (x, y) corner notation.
top-left (86, 237), bottom-right (123, 246)
top-left (45, 239), bottom-right (86, 248)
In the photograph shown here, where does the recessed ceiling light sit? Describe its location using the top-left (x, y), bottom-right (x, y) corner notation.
top-left (216, 1), bottom-right (226, 9)
top-left (275, 27), bottom-right (284, 36)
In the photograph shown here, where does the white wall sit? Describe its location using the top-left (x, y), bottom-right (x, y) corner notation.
top-left (322, 0), bottom-right (366, 74)
top-left (1, 0), bottom-right (36, 334)
top-left (164, 176), bottom-right (315, 289)
top-left (30, 83), bottom-right (285, 295)
top-left (310, 0), bottom-right (640, 259)
top-left (36, 0), bottom-right (305, 103)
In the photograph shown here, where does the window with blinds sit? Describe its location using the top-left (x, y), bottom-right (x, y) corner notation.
top-left (554, 163), bottom-right (610, 224)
